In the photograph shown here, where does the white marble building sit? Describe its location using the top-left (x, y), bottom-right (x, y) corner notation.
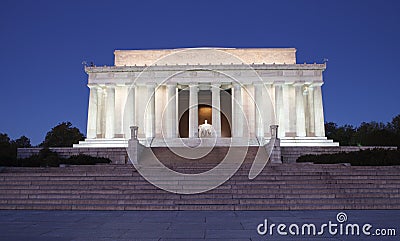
top-left (74, 48), bottom-right (338, 148)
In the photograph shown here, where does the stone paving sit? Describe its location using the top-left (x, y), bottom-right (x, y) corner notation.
top-left (0, 210), bottom-right (399, 240)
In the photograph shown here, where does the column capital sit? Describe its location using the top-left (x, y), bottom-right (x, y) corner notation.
top-left (232, 83), bottom-right (241, 89)
top-left (273, 81), bottom-right (284, 86)
top-left (106, 86), bottom-right (116, 93)
top-left (211, 84), bottom-right (221, 93)
top-left (189, 83), bottom-right (199, 92)
top-left (293, 82), bottom-right (306, 87)
top-left (303, 85), bottom-right (313, 96)
top-left (310, 82), bottom-right (323, 87)
top-left (283, 81), bottom-right (295, 86)
top-left (306, 85), bottom-right (314, 90)
top-left (252, 82), bottom-right (263, 86)
top-left (87, 84), bottom-right (98, 89)
top-left (146, 82), bottom-right (157, 87)
top-left (120, 83), bottom-right (134, 87)
top-left (166, 83), bottom-right (177, 92)
top-left (104, 83), bottom-right (116, 87)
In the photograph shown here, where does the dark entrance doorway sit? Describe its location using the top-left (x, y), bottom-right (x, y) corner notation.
top-left (178, 89), bottom-right (231, 138)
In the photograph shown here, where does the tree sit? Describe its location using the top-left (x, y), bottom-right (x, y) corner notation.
top-left (0, 133), bottom-right (11, 146)
top-left (388, 114), bottom-right (400, 135)
top-left (325, 122), bottom-right (356, 146)
top-left (389, 114), bottom-right (400, 147)
top-left (40, 122), bottom-right (85, 147)
top-left (0, 133), bottom-right (15, 162)
top-left (12, 136), bottom-right (32, 148)
top-left (353, 121), bottom-right (396, 146)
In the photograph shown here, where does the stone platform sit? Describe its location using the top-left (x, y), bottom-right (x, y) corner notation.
top-left (1, 210), bottom-right (399, 240)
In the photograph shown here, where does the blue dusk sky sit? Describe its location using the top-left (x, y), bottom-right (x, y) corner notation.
top-left (0, 0), bottom-right (399, 145)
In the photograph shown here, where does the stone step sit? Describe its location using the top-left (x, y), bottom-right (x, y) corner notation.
top-left (2, 178), bottom-right (400, 186)
top-left (4, 165), bottom-right (397, 172)
top-left (0, 184), bottom-right (400, 193)
top-left (2, 197), bottom-right (400, 206)
top-left (1, 163), bottom-right (400, 210)
top-left (2, 170), bottom-right (400, 178)
top-left (2, 187), bottom-right (399, 196)
top-left (2, 192), bottom-right (398, 201)
top-left (2, 168), bottom-right (400, 175)
top-left (1, 188), bottom-right (399, 197)
top-left (1, 202), bottom-right (400, 211)
top-left (0, 179), bottom-right (395, 190)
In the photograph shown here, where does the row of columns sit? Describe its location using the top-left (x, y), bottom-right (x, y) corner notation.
top-left (86, 82), bottom-right (325, 140)
top-left (87, 84), bottom-right (134, 139)
top-left (273, 82), bottom-right (325, 138)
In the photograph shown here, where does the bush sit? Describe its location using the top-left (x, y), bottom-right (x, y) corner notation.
top-left (1, 148), bottom-right (111, 167)
top-left (38, 148), bottom-right (60, 167)
top-left (297, 149), bottom-right (400, 166)
top-left (63, 154), bottom-right (111, 165)
top-left (17, 155), bottom-right (41, 167)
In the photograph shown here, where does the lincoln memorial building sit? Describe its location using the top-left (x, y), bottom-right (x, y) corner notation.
top-left (74, 48), bottom-right (337, 148)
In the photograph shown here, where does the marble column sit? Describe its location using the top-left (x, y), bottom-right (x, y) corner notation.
top-left (313, 83), bottom-right (325, 137)
top-left (282, 83), bottom-right (291, 136)
top-left (166, 84), bottom-right (177, 138)
top-left (294, 83), bottom-right (306, 137)
top-left (114, 85), bottom-right (123, 138)
top-left (96, 86), bottom-right (105, 138)
top-left (254, 82), bottom-right (263, 137)
top-left (211, 84), bottom-right (221, 137)
top-left (86, 84), bottom-right (98, 139)
top-left (145, 83), bottom-right (156, 139)
top-left (263, 83), bottom-right (275, 137)
top-left (124, 85), bottom-right (135, 138)
top-left (232, 83), bottom-right (243, 137)
top-left (307, 85), bottom-right (315, 136)
top-left (243, 84), bottom-right (255, 137)
top-left (274, 83), bottom-right (285, 138)
top-left (189, 83), bottom-right (199, 138)
top-left (105, 85), bottom-right (115, 139)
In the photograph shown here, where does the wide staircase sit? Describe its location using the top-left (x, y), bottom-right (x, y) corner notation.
top-left (1, 147), bottom-right (400, 210)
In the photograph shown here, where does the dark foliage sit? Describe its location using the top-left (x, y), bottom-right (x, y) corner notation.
top-left (297, 149), bottom-right (400, 166)
top-left (12, 136), bottom-right (31, 148)
top-left (0, 133), bottom-right (32, 164)
top-left (0, 148), bottom-right (111, 167)
top-left (325, 114), bottom-right (400, 147)
top-left (0, 122), bottom-right (107, 167)
top-left (40, 122), bottom-right (85, 147)
top-left (0, 133), bottom-right (15, 163)
top-left (64, 154), bottom-right (111, 165)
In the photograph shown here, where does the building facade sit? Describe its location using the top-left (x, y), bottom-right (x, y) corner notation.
top-left (74, 48), bottom-right (337, 148)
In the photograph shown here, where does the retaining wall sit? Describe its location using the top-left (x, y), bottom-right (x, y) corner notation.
top-left (17, 148), bottom-right (128, 164)
top-left (17, 146), bottom-right (397, 164)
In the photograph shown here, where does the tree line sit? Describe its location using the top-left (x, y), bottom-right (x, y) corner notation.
top-left (0, 122), bottom-right (84, 163)
top-left (325, 114), bottom-right (400, 147)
